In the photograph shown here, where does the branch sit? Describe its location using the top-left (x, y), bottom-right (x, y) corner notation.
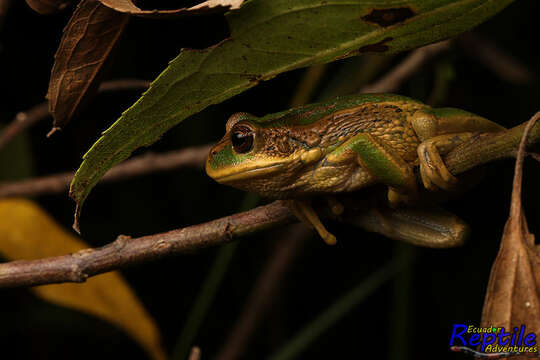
top-left (188, 347), bottom-right (201, 360)
top-left (360, 40), bottom-right (451, 94)
top-left (0, 0), bottom-right (11, 30)
top-left (459, 33), bottom-right (534, 85)
top-left (0, 144), bottom-right (211, 198)
top-left (0, 200), bottom-right (294, 287)
top-left (444, 113), bottom-right (540, 175)
top-left (0, 116), bottom-right (538, 288)
top-left (0, 79), bottom-right (150, 151)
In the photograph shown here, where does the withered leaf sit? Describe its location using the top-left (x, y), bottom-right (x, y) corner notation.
top-left (47, 0), bottom-right (129, 130)
top-left (481, 112), bottom-right (540, 356)
top-left (25, 0), bottom-right (76, 15)
top-left (98, 0), bottom-right (244, 17)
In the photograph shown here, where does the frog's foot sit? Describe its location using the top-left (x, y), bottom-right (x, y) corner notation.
top-left (418, 141), bottom-right (456, 191)
top-left (287, 199), bottom-right (337, 245)
top-left (417, 133), bottom-right (473, 191)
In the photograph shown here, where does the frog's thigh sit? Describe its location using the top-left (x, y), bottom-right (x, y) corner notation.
top-left (417, 132), bottom-right (474, 191)
top-left (328, 133), bottom-right (416, 206)
top-left (409, 108), bottom-right (504, 141)
top-left (374, 206), bottom-right (469, 248)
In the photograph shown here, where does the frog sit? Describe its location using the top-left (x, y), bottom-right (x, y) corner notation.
top-left (205, 94), bottom-right (504, 246)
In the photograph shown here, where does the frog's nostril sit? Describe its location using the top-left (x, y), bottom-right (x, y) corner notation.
top-left (211, 150), bottom-right (217, 156)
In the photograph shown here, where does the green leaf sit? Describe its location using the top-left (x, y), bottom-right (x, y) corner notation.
top-left (70, 0), bottom-right (514, 228)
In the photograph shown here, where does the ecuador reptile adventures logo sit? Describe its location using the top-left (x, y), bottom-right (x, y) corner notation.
top-left (449, 324), bottom-right (538, 357)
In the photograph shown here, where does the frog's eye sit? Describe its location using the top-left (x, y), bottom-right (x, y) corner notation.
top-left (231, 125), bottom-right (255, 154)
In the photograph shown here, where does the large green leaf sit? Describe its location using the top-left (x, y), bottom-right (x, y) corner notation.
top-left (71, 0), bottom-right (514, 229)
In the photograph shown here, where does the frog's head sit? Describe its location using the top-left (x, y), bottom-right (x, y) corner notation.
top-left (206, 112), bottom-right (322, 196)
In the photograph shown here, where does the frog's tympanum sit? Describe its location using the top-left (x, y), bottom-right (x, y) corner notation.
top-left (206, 94), bottom-right (503, 245)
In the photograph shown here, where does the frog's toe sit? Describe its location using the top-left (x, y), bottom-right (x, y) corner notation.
top-left (417, 142), bottom-right (457, 191)
top-left (419, 165), bottom-right (436, 191)
top-left (322, 232), bottom-right (337, 246)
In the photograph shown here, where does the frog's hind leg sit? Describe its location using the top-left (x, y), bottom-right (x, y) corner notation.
top-left (363, 205), bottom-right (470, 248)
top-left (287, 199), bottom-right (337, 245)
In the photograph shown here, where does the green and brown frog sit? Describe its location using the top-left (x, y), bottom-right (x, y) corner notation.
top-left (205, 94), bottom-right (503, 246)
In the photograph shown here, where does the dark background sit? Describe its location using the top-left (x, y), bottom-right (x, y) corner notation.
top-left (0, 0), bottom-right (539, 359)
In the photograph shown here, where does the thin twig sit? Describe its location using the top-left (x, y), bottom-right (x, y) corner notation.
top-left (0, 144), bottom-right (211, 197)
top-left (0, 201), bottom-right (295, 288)
top-left (289, 65), bottom-right (327, 107)
top-left (360, 40), bottom-right (451, 94)
top-left (0, 116), bottom-right (538, 288)
top-left (188, 347), bottom-right (201, 360)
top-left (0, 79), bottom-right (150, 151)
top-left (444, 114), bottom-right (540, 176)
top-left (216, 225), bottom-right (310, 360)
top-left (0, 0), bottom-right (11, 30)
top-left (459, 32), bottom-right (534, 84)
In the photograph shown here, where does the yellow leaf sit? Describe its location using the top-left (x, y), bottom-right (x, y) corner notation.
top-left (0, 198), bottom-right (166, 360)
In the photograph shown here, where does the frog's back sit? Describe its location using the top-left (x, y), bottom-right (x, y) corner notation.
top-left (258, 94), bottom-right (426, 162)
top-left (255, 94), bottom-right (426, 127)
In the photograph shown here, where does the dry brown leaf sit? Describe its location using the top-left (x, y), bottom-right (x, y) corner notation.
top-left (99, 0), bottom-right (244, 17)
top-left (0, 198), bottom-right (166, 360)
top-left (25, 0), bottom-right (75, 15)
top-left (47, 0), bottom-right (129, 130)
top-left (481, 112), bottom-right (540, 357)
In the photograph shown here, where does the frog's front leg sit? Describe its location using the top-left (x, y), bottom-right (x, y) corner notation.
top-left (410, 109), bottom-right (504, 191)
top-left (416, 133), bottom-right (474, 190)
top-left (327, 132), bottom-right (417, 207)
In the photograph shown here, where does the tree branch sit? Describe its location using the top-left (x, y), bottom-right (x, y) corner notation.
top-left (0, 114), bottom-right (538, 288)
top-left (188, 347), bottom-right (201, 360)
top-left (459, 33), bottom-right (534, 85)
top-left (360, 40), bottom-right (451, 93)
top-left (0, 0), bottom-right (11, 30)
top-left (0, 144), bottom-right (211, 198)
top-left (444, 113), bottom-right (540, 175)
top-left (0, 79), bottom-right (150, 151)
top-left (0, 200), bottom-right (294, 287)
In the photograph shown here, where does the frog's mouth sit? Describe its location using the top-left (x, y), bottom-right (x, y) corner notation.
top-left (211, 163), bottom-right (285, 183)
